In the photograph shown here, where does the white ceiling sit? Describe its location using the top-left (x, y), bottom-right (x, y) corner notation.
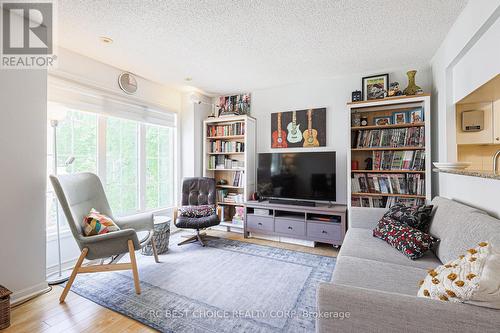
top-left (57, 0), bottom-right (468, 95)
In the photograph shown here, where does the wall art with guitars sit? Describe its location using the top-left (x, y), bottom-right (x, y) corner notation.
top-left (270, 108), bottom-right (326, 148)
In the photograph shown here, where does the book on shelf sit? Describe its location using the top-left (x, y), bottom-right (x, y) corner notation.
top-left (352, 127), bottom-right (424, 148)
top-left (232, 206), bottom-right (245, 225)
top-left (207, 122), bottom-right (245, 137)
top-left (232, 171), bottom-right (245, 187)
top-left (370, 150), bottom-right (425, 170)
top-left (209, 140), bottom-right (244, 153)
top-left (223, 193), bottom-right (244, 203)
top-left (351, 196), bottom-right (425, 208)
top-left (351, 173), bottom-right (425, 196)
top-left (208, 155), bottom-right (245, 169)
top-left (216, 189), bottom-right (228, 202)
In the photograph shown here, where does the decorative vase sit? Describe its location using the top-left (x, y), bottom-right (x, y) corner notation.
top-left (403, 70), bottom-right (421, 96)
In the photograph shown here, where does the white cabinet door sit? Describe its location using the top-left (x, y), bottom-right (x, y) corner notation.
top-left (456, 102), bottom-right (493, 145)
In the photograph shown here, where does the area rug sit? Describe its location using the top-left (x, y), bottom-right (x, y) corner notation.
top-left (68, 233), bottom-right (336, 332)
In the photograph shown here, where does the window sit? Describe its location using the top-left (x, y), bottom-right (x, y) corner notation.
top-left (46, 105), bottom-right (176, 234)
top-left (106, 117), bottom-right (139, 215)
top-left (146, 125), bottom-right (175, 210)
top-left (46, 110), bottom-right (97, 232)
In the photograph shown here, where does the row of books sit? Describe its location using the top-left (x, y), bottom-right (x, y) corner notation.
top-left (223, 193), bottom-right (244, 203)
top-left (207, 122), bottom-right (245, 137)
top-left (231, 171), bottom-right (245, 187)
top-left (208, 155), bottom-right (244, 169)
top-left (352, 196), bottom-right (426, 208)
top-left (209, 140), bottom-right (244, 153)
top-left (352, 173), bottom-right (425, 195)
top-left (370, 150), bottom-right (425, 170)
top-left (216, 189), bottom-right (228, 202)
top-left (353, 127), bottom-right (424, 148)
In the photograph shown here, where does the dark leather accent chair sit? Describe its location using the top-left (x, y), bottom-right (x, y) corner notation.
top-left (174, 177), bottom-right (220, 246)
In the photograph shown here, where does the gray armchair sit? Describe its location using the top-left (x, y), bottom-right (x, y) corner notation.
top-left (50, 172), bottom-right (159, 303)
top-left (173, 177), bottom-right (220, 246)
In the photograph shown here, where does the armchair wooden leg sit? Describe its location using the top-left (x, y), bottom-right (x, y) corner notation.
top-left (128, 240), bottom-right (141, 295)
top-left (60, 248), bottom-right (88, 303)
top-left (151, 238), bottom-right (160, 263)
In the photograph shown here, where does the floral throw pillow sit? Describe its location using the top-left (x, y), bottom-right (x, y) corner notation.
top-left (418, 241), bottom-right (500, 309)
top-left (373, 216), bottom-right (439, 260)
top-left (383, 203), bottom-right (434, 231)
top-left (179, 205), bottom-right (216, 218)
top-left (82, 208), bottom-right (120, 236)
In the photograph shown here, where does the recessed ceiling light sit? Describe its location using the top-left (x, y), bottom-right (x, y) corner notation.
top-left (99, 36), bottom-right (113, 44)
top-left (184, 77), bottom-right (193, 82)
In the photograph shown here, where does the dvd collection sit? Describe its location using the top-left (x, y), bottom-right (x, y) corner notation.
top-left (353, 127), bottom-right (424, 148)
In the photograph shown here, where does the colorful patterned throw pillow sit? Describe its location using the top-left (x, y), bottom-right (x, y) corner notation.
top-left (373, 216), bottom-right (439, 260)
top-left (383, 203), bottom-right (434, 231)
top-left (418, 242), bottom-right (500, 309)
top-left (179, 205), bottom-right (216, 218)
top-left (82, 209), bottom-right (120, 236)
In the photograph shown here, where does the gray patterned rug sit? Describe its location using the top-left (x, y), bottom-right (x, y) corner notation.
top-left (69, 233), bottom-right (336, 332)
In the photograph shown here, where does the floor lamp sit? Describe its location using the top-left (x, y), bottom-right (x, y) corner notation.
top-left (47, 106), bottom-right (70, 285)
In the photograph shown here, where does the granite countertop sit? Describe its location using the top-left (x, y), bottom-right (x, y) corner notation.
top-left (433, 168), bottom-right (500, 180)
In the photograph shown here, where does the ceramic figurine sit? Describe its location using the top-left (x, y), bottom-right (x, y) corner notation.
top-left (388, 82), bottom-right (403, 97)
top-left (403, 70), bottom-right (422, 96)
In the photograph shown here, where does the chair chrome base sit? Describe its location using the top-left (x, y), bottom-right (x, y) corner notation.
top-left (178, 230), bottom-right (218, 247)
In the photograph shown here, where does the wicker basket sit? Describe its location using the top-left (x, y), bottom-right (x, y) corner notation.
top-left (0, 285), bottom-right (12, 330)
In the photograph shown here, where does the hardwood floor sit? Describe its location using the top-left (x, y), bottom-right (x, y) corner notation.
top-left (8, 231), bottom-right (337, 333)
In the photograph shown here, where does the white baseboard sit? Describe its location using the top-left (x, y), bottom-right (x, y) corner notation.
top-left (11, 282), bottom-right (51, 305)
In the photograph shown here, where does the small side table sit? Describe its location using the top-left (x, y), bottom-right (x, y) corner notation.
top-left (142, 216), bottom-right (171, 256)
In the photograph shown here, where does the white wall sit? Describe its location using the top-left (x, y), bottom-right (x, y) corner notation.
top-left (0, 69), bottom-right (48, 302)
top-left (52, 48), bottom-right (181, 112)
top-left (250, 68), bottom-right (431, 204)
top-left (180, 93), bottom-right (212, 180)
top-left (431, 1), bottom-right (500, 216)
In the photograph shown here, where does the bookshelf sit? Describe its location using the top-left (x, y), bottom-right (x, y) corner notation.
top-left (347, 95), bottom-right (431, 210)
top-left (203, 115), bottom-right (256, 232)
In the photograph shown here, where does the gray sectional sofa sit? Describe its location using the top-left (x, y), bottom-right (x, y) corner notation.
top-left (317, 196), bottom-right (500, 333)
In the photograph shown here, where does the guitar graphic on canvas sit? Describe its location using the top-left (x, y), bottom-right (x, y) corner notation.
top-left (303, 109), bottom-right (319, 147)
top-left (286, 111), bottom-right (302, 143)
top-left (271, 112), bottom-right (288, 148)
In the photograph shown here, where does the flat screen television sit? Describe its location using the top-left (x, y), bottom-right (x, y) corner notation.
top-left (257, 152), bottom-right (336, 202)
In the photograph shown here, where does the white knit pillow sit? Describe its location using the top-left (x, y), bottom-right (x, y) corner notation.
top-left (417, 241), bottom-right (500, 309)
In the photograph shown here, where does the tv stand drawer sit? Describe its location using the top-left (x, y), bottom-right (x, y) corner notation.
top-left (247, 215), bottom-right (274, 232)
top-left (307, 222), bottom-right (341, 241)
top-left (275, 219), bottom-right (305, 236)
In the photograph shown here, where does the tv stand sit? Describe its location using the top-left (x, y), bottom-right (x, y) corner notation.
top-left (244, 200), bottom-right (347, 246)
top-left (268, 199), bottom-right (316, 207)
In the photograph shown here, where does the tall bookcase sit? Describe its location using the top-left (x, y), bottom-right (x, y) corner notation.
top-left (203, 115), bottom-right (256, 232)
top-left (347, 95), bottom-right (431, 211)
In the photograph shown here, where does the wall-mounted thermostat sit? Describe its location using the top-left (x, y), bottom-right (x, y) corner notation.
top-left (462, 110), bottom-right (484, 132)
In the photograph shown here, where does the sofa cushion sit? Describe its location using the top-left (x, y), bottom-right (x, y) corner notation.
top-left (331, 255), bottom-right (428, 296)
top-left (430, 197), bottom-right (500, 263)
top-left (339, 228), bottom-right (441, 270)
top-left (373, 217), bottom-right (439, 260)
top-left (383, 203), bottom-right (434, 231)
top-left (418, 241), bottom-right (500, 309)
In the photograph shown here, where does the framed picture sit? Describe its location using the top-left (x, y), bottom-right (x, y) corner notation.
top-left (408, 107), bottom-right (424, 123)
top-left (373, 116), bottom-right (391, 126)
top-left (362, 74), bottom-right (389, 100)
top-left (392, 111), bottom-right (408, 124)
top-left (270, 108), bottom-right (326, 148)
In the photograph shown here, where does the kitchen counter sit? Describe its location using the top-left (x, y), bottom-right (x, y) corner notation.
top-left (433, 168), bottom-right (500, 180)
